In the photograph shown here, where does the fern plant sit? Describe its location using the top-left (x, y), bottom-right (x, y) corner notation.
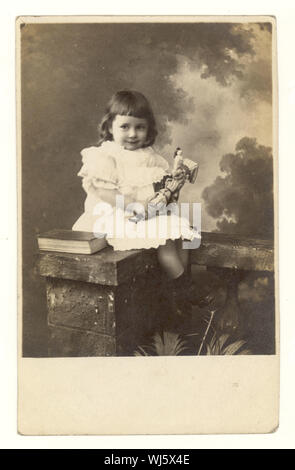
top-left (205, 333), bottom-right (252, 355)
top-left (134, 304), bottom-right (252, 356)
top-left (134, 331), bottom-right (188, 356)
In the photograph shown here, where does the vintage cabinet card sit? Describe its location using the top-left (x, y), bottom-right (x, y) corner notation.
top-left (17, 15), bottom-right (279, 435)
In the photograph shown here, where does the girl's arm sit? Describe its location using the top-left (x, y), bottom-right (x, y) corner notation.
top-left (92, 186), bottom-right (134, 208)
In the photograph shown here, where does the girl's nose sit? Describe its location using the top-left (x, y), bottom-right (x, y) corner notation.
top-left (128, 127), bottom-right (137, 137)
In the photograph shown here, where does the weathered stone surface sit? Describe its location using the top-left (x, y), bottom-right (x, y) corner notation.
top-left (46, 278), bottom-right (116, 336)
top-left (42, 260), bottom-right (161, 356)
top-left (48, 325), bottom-right (117, 357)
top-left (39, 233), bottom-right (274, 288)
top-left (190, 232), bottom-right (274, 272)
top-left (39, 247), bottom-right (158, 286)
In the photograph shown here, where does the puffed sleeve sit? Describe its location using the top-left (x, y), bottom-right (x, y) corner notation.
top-left (77, 146), bottom-right (118, 193)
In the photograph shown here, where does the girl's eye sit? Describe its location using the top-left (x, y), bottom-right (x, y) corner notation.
top-left (121, 125), bottom-right (129, 129)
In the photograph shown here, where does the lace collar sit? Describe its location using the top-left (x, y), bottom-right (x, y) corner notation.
top-left (100, 141), bottom-right (155, 159)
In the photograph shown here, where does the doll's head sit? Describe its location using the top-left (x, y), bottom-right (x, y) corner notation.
top-left (173, 147), bottom-right (183, 158)
top-left (98, 90), bottom-right (158, 149)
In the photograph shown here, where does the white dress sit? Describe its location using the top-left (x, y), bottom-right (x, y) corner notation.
top-left (72, 141), bottom-right (199, 251)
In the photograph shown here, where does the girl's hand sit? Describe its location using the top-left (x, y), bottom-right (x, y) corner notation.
top-left (131, 196), bottom-right (158, 221)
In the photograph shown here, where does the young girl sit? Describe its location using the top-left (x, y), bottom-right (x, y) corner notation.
top-left (72, 90), bottom-right (204, 318)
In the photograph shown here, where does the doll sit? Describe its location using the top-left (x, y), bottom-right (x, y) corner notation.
top-left (129, 147), bottom-right (199, 222)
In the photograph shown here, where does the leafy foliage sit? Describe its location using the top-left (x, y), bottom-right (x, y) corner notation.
top-left (134, 328), bottom-right (252, 357)
top-left (205, 333), bottom-right (252, 355)
top-left (134, 331), bottom-right (189, 356)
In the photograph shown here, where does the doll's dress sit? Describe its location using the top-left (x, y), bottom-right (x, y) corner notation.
top-left (72, 141), bottom-right (199, 250)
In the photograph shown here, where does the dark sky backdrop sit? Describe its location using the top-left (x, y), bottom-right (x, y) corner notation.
top-left (21, 21), bottom-right (273, 356)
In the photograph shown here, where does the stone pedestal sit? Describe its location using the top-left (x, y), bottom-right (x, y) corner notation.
top-left (39, 247), bottom-right (161, 357)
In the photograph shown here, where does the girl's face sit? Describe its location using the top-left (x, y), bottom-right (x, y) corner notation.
top-left (109, 115), bottom-right (149, 150)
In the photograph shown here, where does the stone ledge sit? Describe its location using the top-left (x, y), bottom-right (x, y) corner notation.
top-left (38, 232), bottom-right (274, 287)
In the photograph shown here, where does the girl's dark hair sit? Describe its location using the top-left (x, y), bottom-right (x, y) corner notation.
top-left (98, 90), bottom-right (158, 147)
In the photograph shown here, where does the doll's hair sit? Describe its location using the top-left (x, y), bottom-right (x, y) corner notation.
top-left (173, 147), bottom-right (182, 158)
top-left (98, 90), bottom-right (158, 147)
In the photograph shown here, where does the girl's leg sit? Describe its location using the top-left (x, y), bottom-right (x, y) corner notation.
top-left (158, 240), bottom-right (192, 332)
top-left (176, 238), bottom-right (189, 271)
top-left (158, 240), bottom-right (212, 320)
top-left (157, 239), bottom-right (184, 279)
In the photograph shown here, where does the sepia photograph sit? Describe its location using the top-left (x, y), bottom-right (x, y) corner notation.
top-left (20, 17), bottom-right (276, 359)
top-left (17, 15), bottom-right (279, 436)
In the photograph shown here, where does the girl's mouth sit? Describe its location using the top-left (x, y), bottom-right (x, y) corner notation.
top-left (125, 142), bottom-right (139, 147)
